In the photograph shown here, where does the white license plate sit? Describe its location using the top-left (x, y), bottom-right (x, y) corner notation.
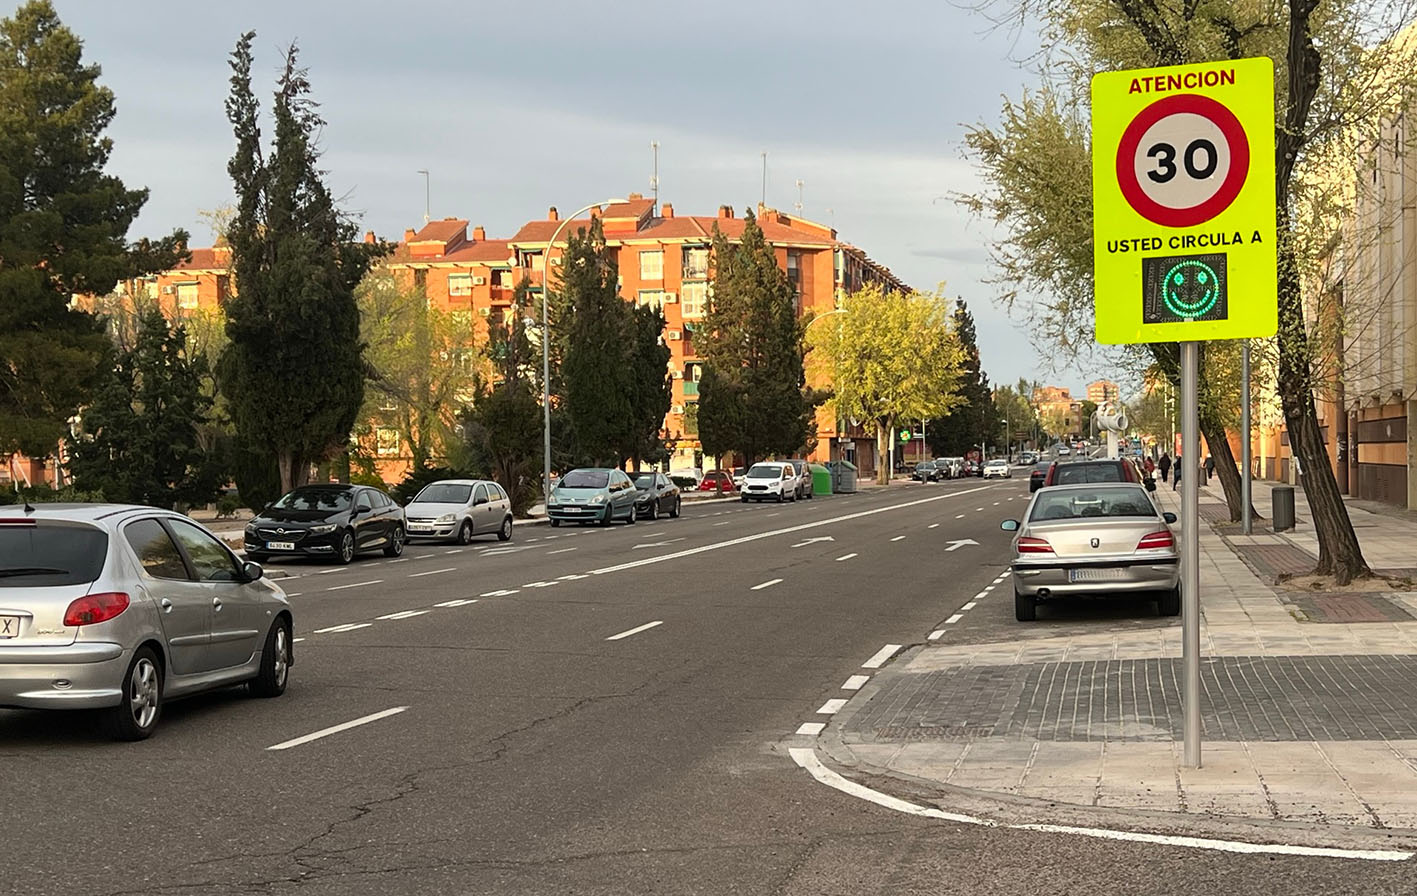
top-left (0, 615), bottom-right (19, 638)
top-left (266, 541), bottom-right (295, 551)
top-left (408, 524), bottom-right (432, 531)
top-left (1070, 568), bottom-right (1126, 582)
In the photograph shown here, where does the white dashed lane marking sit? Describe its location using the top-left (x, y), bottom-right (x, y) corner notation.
top-left (944, 613), bottom-right (963, 625)
top-left (312, 622), bottom-right (371, 634)
top-left (524, 581), bottom-right (558, 588)
top-left (796, 722), bottom-right (826, 736)
top-left (480, 589), bottom-right (519, 597)
top-left (327, 580), bottom-right (382, 591)
top-left (377, 610), bottom-right (428, 620)
top-left (842, 675), bottom-right (870, 690)
top-left (434, 598), bottom-right (478, 607)
top-left (606, 620), bottom-right (663, 641)
top-left (862, 645), bottom-right (901, 669)
top-left (267, 706), bottom-right (408, 752)
top-left (890, 536), bottom-right (906, 542)
top-left (817, 699), bottom-right (848, 715)
top-left (927, 523), bottom-right (939, 529)
top-left (409, 567), bottom-right (456, 578)
top-left (751, 578), bottom-right (783, 591)
top-left (928, 630), bottom-right (945, 640)
top-left (558, 574), bottom-right (589, 581)
top-left (956, 514), bottom-right (965, 519)
top-left (835, 553), bottom-right (857, 562)
top-left (547, 548), bottom-right (577, 555)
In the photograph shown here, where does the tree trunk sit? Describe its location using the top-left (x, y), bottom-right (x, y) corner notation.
top-left (277, 452), bottom-right (295, 494)
top-left (1199, 406), bottom-right (1258, 523)
top-left (876, 416), bottom-right (893, 485)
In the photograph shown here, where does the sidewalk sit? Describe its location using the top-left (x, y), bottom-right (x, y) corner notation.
top-left (815, 475), bottom-right (1417, 849)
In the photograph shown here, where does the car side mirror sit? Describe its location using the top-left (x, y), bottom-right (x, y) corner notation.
top-left (1001, 519), bottom-right (1020, 531)
top-left (242, 560), bottom-right (264, 581)
top-left (1163, 512), bottom-right (1178, 524)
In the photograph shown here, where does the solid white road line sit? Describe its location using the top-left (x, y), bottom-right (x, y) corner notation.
top-left (944, 614), bottom-right (964, 625)
top-left (835, 553), bottom-right (858, 561)
top-left (377, 610), bottom-right (428, 620)
top-left (588, 486), bottom-right (994, 577)
top-left (327, 580), bottom-right (382, 591)
top-left (817, 699), bottom-right (848, 714)
top-left (862, 644), bottom-right (902, 669)
top-left (796, 722), bottom-right (826, 736)
top-left (434, 598), bottom-right (478, 607)
top-left (788, 748), bottom-right (1411, 862)
top-left (751, 578), bottom-right (783, 591)
top-left (480, 589), bottom-right (519, 597)
top-left (547, 547), bottom-right (577, 555)
top-left (267, 707), bottom-right (409, 752)
top-left (890, 535), bottom-right (906, 542)
top-left (312, 622), bottom-right (372, 634)
top-left (928, 630), bottom-right (945, 640)
top-left (606, 620), bottom-right (663, 641)
top-left (842, 675), bottom-right (870, 690)
top-left (409, 567), bottom-right (456, 578)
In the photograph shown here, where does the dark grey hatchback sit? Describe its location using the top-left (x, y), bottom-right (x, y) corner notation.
top-left (244, 484), bottom-right (405, 564)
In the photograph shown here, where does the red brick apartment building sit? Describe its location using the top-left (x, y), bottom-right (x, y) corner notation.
top-left (12, 195), bottom-right (905, 488)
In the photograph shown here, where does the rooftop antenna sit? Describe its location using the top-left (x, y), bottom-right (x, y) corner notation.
top-left (417, 169), bottom-right (430, 225)
top-left (760, 152), bottom-right (768, 207)
top-left (650, 141), bottom-right (660, 213)
top-left (794, 179), bottom-right (804, 214)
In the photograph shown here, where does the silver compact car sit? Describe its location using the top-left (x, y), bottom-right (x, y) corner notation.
top-left (403, 479), bottom-right (514, 544)
top-left (0, 505), bottom-right (293, 740)
top-left (1001, 482), bottom-right (1180, 622)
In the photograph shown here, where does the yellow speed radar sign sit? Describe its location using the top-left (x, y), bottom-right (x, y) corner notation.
top-left (1092, 57), bottom-right (1276, 344)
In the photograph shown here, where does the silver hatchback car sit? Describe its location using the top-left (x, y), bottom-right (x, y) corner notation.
top-left (0, 504), bottom-right (293, 740)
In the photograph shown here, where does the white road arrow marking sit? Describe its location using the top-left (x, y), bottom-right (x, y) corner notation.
top-left (945, 539), bottom-right (979, 552)
top-left (791, 536), bottom-right (836, 548)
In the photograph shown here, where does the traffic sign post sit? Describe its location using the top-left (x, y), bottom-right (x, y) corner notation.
top-left (1091, 58), bottom-right (1277, 769)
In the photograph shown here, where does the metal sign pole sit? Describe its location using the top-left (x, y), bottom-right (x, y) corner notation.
top-left (1181, 340), bottom-right (1202, 768)
top-left (1241, 341), bottom-right (1253, 535)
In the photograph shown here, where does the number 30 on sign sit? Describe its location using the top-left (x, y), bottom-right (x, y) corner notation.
top-left (1091, 58), bottom-right (1276, 345)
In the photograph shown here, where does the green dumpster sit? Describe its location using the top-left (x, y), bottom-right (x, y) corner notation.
top-left (810, 463), bottom-right (833, 496)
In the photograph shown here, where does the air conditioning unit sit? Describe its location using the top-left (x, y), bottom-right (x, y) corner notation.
top-left (670, 370), bottom-right (683, 379)
top-left (472, 276), bottom-right (486, 286)
top-left (666, 330), bottom-right (682, 340)
top-left (161, 286), bottom-right (176, 295)
top-left (663, 291), bottom-right (678, 303)
top-left (477, 307), bottom-right (491, 317)
top-left (671, 404), bottom-right (685, 414)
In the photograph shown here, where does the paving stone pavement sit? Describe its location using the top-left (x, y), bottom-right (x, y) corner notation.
top-left (815, 476), bottom-right (1417, 839)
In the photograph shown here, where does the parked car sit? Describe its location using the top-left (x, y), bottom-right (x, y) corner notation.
top-left (785, 459), bottom-right (814, 499)
top-left (911, 461), bottom-right (939, 482)
top-left (1056, 445), bottom-right (1072, 456)
top-left (698, 470), bottom-right (737, 493)
top-left (1, 506), bottom-right (293, 739)
top-left (403, 479), bottom-right (513, 544)
top-left (1043, 458), bottom-right (1153, 491)
top-left (547, 468), bottom-right (638, 527)
top-left (731, 467), bottom-right (747, 489)
top-left (741, 461), bottom-right (798, 503)
top-left (982, 458), bottom-right (1012, 479)
top-left (1028, 460), bottom-right (1054, 492)
top-left (937, 457), bottom-right (964, 479)
top-left (633, 472), bottom-right (682, 519)
top-left (962, 459), bottom-right (982, 477)
top-left (1020, 451), bottom-right (1038, 465)
top-left (1001, 482), bottom-right (1180, 622)
top-left (245, 484), bottom-right (405, 564)
top-left (667, 468), bottom-right (703, 490)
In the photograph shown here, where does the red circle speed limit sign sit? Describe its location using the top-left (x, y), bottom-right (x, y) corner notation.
top-left (1115, 93), bottom-right (1250, 228)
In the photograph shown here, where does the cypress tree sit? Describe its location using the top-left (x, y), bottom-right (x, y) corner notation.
top-left (219, 34), bottom-right (380, 492)
top-left (0, 1), bottom-right (185, 456)
top-left (926, 301), bottom-right (993, 456)
top-left (622, 301), bottom-right (672, 466)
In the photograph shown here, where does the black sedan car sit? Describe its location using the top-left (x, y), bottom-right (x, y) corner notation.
top-left (911, 461), bottom-right (939, 482)
top-left (1028, 460), bottom-right (1055, 492)
top-left (244, 484), bottom-right (405, 564)
top-left (633, 471), bottom-right (681, 520)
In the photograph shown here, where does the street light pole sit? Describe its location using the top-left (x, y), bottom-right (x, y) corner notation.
top-left (540, 198), bottom-right (628, 513)
top-left (417, 169), bottom-right (430, 225)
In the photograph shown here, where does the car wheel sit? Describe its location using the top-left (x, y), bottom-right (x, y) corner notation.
top-left (550, 519), bottom-right (561, 528)
top-left (248, 619), bottom-right (291, 698)
top-left (110, 646), bottom-right (162, 741)
top-left (775, 492), bottom-right (784, 503)
top-left (1014, 590), bottom-right (1037, 622)
top-left (383, 525), bottom-right (404, 557)
top-left (498, 516), bottom-right (513, 541)
top-left (670, 498), bottom-right (681, 518)
top-left (741, 496), bottom-right (749, 503)
top-left (625, 505), bottom-right (636, 525)
top-left (456, 519), bottom-right (474, 545)
top-left (337, 530), bottom-right (356, 564)
top-left (1158, 587), bottom-right (1182, 617)
top-left (599, 509), bottom-right (612, 527)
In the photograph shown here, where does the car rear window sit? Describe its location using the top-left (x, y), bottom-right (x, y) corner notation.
top-left (0, 520), bottom-right (109, 587)
top-left (1030, 487), bottom-right (1156, 521)
top-left (1053, 464), bottom-right (1124, 484)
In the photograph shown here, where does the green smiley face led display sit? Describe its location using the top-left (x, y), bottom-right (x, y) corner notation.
top-left (1161, 259), bottom-right (1221, 319)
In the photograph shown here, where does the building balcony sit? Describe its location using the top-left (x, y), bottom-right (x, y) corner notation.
top-left (682, 381), bottom-right (699, 397)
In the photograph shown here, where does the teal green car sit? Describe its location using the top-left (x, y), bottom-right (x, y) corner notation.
top-left (547, 468), bottom-right (639, 527)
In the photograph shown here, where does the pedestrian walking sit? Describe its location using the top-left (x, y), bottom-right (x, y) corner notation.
top-left (1158, 453), bottom-right (1172, 483)
top-left (1204, 455), bottom-right (1216, 481)
top-left (1173, 455), bottom-right (1183, 491)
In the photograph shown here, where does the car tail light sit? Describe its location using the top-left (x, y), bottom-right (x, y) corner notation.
top-left (63, 592), bottom-right (130, 626)
top-left (1016, 536), bottom-right (1054, 554)
top-left (1136, 531), bottom-right (1174, 550)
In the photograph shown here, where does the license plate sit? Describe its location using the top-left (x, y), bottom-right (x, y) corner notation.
top-left (266, 541), bottom-right (295, 551)
top-left (0, 615), bottom-right (19, 638)
top-left (408, 523), bottom-right (432, 532)
top-left (1070, 568), bottom-right (1126, 582)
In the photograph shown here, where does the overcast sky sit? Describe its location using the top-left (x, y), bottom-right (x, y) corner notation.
top-left (52, 0), bottom-right (1102, 396)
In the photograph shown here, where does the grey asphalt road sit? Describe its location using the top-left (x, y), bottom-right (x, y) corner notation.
top-left (2, 478), bottom-right (1411, 895)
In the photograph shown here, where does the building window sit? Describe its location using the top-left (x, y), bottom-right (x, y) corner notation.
top-left (494, 269), bottom-right (513, 288)
top-left (175, 282), bottom-right (199, 310)
top-left (637, 290), bottom-right (665, 311)
top-left (639, 250), bottom-right (663, 280)
top-left (786, 251), bottom-right (801, 293)
top-left (680, 281), bottom-right (707, 319)
top-left (682, 246), bottom-right (709, 279)
top-left (448, 273), bottom-right (473, 296)
top-left (375, 428), bottom-right (401, 457)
